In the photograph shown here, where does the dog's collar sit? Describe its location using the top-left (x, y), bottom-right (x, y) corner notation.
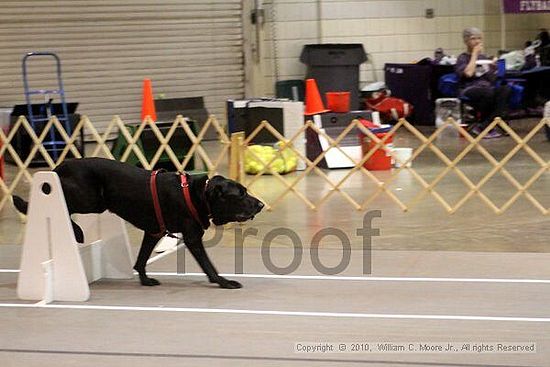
top-left (180, 173), bottom-right (210, 230)
top-left (203, 179), bottom-right (212, 220)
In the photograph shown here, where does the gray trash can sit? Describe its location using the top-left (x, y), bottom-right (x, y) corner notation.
top-left (300, 44), bottom-right (367, 110)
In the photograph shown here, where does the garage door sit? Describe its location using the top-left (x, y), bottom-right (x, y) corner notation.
top-left (0, 0), bottom-right (245, 133)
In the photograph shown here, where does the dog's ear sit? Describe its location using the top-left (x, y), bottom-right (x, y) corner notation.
top-left (210, 175), bottom-right (226, 183)
top-left (206, 175), bottom-right (225, 201)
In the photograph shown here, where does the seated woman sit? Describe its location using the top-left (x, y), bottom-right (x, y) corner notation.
top-left (455, 27), bottom-right (510, 139)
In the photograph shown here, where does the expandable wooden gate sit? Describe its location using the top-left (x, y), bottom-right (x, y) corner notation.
top-left (1, 115), bottom-right (549, 214)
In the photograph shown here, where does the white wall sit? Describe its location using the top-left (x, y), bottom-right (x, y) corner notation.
top-left (261, 0), bottom-right (549, 95)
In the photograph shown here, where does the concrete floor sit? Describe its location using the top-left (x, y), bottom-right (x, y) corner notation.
top-left (0, 118), bottom-right (550, 366)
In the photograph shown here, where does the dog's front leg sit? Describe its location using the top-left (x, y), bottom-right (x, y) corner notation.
top-left (133, 233), bottom-right (161, 286)
top-left (186, 239), bottom-right (242, 289)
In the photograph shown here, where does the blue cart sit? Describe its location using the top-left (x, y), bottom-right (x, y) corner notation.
top-left (22, 52), bottom-right (72, 161)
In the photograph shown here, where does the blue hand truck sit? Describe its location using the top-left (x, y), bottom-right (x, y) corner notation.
top-left (22, 52), bottom-right (72, 161)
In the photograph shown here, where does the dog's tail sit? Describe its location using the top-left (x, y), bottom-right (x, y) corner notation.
top-left (11, 195), bottom-right (29, 222)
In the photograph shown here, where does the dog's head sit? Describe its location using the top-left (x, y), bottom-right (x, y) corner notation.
top-left (205, 175), bottom-right (264, 226)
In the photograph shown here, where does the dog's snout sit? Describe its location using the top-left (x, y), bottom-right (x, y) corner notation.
top-left (257, 201), bottom-right (264, 211)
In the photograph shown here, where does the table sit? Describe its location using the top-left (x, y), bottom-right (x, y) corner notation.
top-left (506, 66), bottom-right (550, 107)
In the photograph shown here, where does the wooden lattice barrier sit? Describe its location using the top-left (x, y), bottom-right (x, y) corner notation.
top-left (0, 114), bottom-right (230, 211)
top-left (233, 117), bottom-right (550, 215)
top-left (1, 114), bottom-right (549, 214)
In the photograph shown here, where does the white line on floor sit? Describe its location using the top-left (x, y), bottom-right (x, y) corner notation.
top-left (152, 272), bottom-right (550, 284)
top-left (2, 268), bottom-right (550, 284)
top-left (0, 302), bottom-right (548, 323)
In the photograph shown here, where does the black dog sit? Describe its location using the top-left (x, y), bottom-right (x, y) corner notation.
top-left (13, 157), bottom-right (264, 288)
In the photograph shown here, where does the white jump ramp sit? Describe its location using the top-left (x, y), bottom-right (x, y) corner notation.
top-left (17, 171), bottom-right (134, 303)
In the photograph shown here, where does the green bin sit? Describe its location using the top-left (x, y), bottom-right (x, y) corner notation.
top-left (112, 120), bottom-right (198, 171)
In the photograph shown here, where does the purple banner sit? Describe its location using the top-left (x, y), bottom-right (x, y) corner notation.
top-left (503, 0), bottom-right (550, 12)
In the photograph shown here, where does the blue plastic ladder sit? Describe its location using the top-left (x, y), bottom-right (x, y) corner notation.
top-left (22, 52), bottom-right (72, 161)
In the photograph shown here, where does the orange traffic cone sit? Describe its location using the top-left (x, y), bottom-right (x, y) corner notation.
top-left (141, 78), bottom-right (157, 122)
top-left (304, 78), bottom-right (329, 116)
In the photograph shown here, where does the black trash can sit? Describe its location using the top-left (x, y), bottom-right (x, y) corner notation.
top-left (300, 44), bottom-right (367, 110)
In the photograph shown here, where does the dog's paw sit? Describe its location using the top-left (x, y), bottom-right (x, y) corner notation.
top-left (218, 279), bottom-right (242, 289)
top-left (139, 276), bottom-right (161, 286)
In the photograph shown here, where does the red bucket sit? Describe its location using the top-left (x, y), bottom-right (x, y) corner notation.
top-left (325, 92), bottom-right (350, 113)
top-left (361, 132), bottom-right (393, 170)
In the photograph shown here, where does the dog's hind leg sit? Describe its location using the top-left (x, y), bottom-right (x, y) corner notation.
top-left (14, 194), bottom-right (84, 243)
top-left (185, 239), bottom-right (242, 289)
top-left (133, 233), bottom-right (161, 286)
top-left (12, 195), bottom-right (28, 214)
top-left (71, 220), bottom-right (84, 244)
top-left (11, 195), bottom-right (28, 222)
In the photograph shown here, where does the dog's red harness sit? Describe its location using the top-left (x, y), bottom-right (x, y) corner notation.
top-left (150, 170), bottom-right (167, 237)
top-left (180, 172), bottom-right (209, 229)
top-left (150, 170), bottom-right (209, 237)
